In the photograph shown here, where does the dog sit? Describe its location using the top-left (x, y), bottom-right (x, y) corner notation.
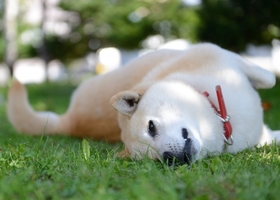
top-left (7, 43), bottom-right (280, 165)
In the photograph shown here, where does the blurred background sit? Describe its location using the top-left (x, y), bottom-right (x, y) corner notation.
top-left (0, 0), bottom-right (280, 85)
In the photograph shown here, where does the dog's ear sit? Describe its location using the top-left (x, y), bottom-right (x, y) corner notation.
top-left (110, 91), bottom-right (141, 116)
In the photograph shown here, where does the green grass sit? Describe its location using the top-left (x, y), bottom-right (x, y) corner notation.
top-left (0, 80), bottom-right (280, 200)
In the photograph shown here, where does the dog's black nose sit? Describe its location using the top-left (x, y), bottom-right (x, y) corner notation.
top-left (163, 151), bottom-right (191, 166)
top-left (163, 137), bottom-right (193, 166)
top-left (182, 128), bottom-right (188, 139)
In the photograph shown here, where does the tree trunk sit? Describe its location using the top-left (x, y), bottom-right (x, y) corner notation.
top-left (4, 0), bottom-right (19, 77)
top-left (39, 0), bottom-right (51, 83)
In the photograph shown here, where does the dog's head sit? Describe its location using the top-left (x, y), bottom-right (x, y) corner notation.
top-left (111, 81), bottom-right (223, 165)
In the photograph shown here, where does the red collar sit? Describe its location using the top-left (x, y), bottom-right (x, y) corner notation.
top-left (202, 85), bottom-right (233, 145)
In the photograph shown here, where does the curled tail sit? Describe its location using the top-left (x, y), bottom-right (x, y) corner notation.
top-left (7, 79), bottom-right (70, 135)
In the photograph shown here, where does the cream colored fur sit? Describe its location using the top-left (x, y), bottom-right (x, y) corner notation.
top-left (7, 49), bottom-right (181, 141)
top-left (7, 43), bottom-right (280, 164)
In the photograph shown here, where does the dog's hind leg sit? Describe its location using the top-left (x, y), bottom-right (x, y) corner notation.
top-left (229, 51), bottom-right (276, 89)
top-left (258, 125), bottom-right (280, 147)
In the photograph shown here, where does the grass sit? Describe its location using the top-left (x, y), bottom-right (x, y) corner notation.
top-left (0, 80), bottom-right (280, 200)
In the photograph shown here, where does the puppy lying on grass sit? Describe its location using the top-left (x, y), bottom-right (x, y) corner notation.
top-left (7, 43), bottom-right (280, 165)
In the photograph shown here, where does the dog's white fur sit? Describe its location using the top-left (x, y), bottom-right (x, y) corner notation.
top-left (7, 43), bottom-right (280, 163)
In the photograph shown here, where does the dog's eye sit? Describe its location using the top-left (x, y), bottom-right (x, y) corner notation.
top-left (148, 120), bottom-right (157, 137)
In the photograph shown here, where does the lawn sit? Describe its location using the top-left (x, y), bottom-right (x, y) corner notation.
top-left (0, 79), bottom-right (280, 200)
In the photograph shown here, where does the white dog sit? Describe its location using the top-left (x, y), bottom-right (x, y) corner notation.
top-left (7, 43), bottom-right (280, 165)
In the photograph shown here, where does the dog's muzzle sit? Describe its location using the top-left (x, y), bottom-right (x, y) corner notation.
top-left (162, 138), bottom-right (193, 166)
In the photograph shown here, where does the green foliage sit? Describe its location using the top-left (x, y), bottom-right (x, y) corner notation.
top-left (197, 0), bottom-right (280, 51)
top-left (0, 37), bottom-right (5, 63)
top-left (82, 139), bottom-right (91, 161)
top-left (49, 0), bottom-right (199, 62)
top-left (3, 0), bottom-right (280, 62)
top-left (16, 23), bottom-right (38, 59)
top-left (42, 0), bottom-right (280, 61)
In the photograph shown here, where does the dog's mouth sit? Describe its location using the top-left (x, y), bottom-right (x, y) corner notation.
top-left (162, 138), bottom-right (193, 166)
top-left (162, 151), bottom-right (192, 166)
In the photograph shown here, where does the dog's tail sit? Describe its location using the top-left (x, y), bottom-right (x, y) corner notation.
top-left (7, 79), bottom-right (70, 135)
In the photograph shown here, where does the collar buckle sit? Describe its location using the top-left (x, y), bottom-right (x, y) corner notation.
top-left (203, 85), bottom-right (233, 146)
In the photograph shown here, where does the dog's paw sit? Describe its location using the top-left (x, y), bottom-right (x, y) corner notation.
top-left (117, 148), bottom-right (131, 158)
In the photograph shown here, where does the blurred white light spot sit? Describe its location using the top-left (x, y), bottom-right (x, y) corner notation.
top-left (272, 39), bottom-right (280, 71)
top-left (141, 35), bottom-right (164, 49)
top-left (54, 22), bottom-right (70, 36)
top-left (14, 58), bottom-right (46, 84)
top-left (128, 12), bottom-right (142, 23)
top-left (96, 47), bottom-right (121, 74)
top-left (128, 7), bottom-right (149, 23)
top-left (20, 28), bottom-right (43, 47)
top-left (158, 39), bottom-right (191, 50)
top-left (47, 60), bottom-right (64, 81)
top-left (182, 0), bottom-right (201, 6)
